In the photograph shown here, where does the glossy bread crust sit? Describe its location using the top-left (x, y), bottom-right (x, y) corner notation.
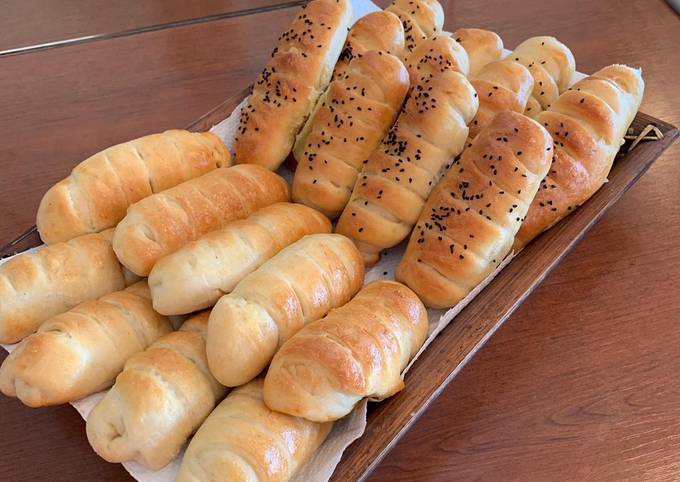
top-left (386, 0), bottom-right (445, 53)
top-left (263, 281), bottom-right (428, 422)
top-left (292, 51), bottom-right (410, 219)
top-left (0, 282), bottom-right (172, 407)
top-left (453, 28), bottom-right (504, 76)
top-left (405, 34), bottom-right (469, 84)
top-left (514, 64), bottom-right (644, 248)
top-left (149, 202), bottom-right (331, 315)
top-left (176, 379), bottom-right (331, 482)
top-left (232, 0), bottom-right (352, 170)
top-left (37, 130), bottom-right (230, 244)
top-left (335, 70), bottom-right (479, 264)
top-left (206, 233), bottom-right (364, 387)
top-left (112, 165), bottom-right (290, 276)
top-left (396, 112), bottom-right (553, 308)
top-left (86, 312), bottom-right (226, 470)
top-left (0, 229), bottom-right (128, 344)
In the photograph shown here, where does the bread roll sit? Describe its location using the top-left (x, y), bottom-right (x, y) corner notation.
top-left (232, 0), bottom-right (352, 170)
top-left (291, 51), bottom-right (410, 219)
top-left (405, 34), bottom-right (469, 84)
top-left (86, 312), bottom-right (225, 470)
top-left (395, 112), bottom-right (552, 308)
top-left (333, 11), bottom-right (405, 79)
top-left (468, 60), bottom-right (534, 139)
top-left (453, 28), bottom-right (504, 76)
top-left (149, 203), bottom-right (331, 315)
top-left (37, 130), bottom-right (230, 244)
top-left (0, 229), bottom-right (129, 344)
top-left (509, 36), bottom-right (576, 117)
top-left (514, 64), bottom-right (644, 248)
top-left (207, 233), bottom-right (364, 387)
top-left (386, 0), bottom-right (445, 53)
top-left (176, 379), bottom-right (331, 482)
top-left (0, 282), bottom-right (171, 407)
top-left (335, 70), bottom-right (479, 264)
top-left (112, 165), bottom-right (290, 276)
top-left (263, 280), bottom-right (427, 422)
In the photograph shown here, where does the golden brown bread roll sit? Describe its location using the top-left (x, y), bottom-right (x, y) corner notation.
top-left (207, 233), bottom-right (364, 387)
top-left (86, 312), bottom-right (226, 470)
top-left (291, 51), bottom-right (410, 219)
top-left (453, 28), bottom-right (504, 76)
top-left (263, 280), bottom-right (428, 422)
top-left (176, 379), bottom-right (331, 482)
top-left (37, 130), bottom-right (230, 244)
top-left (148, 203), bottom-right (331, 315)
top-left (468, 60), bottom-right (534, 139)
top-left (405, 34), bottom-right (469, 84)
top-left (0, 229), bottom-right (133, 344)
top-left (514, 64), bottom-right (645, 248)
top-left (395, 112), bottom-right (553, 308)
top-left (232, 0), bottom-right (352, 170)
top-left (335, 70), bottom-right (479, 264)
top-left (386, 0), bottom-right (445, 53)
top-left (509, 36), bottom-right (576, 117)
top-left (332, 11), bottom-right (405, 79)
top-left (0, 281), bottom-right (171, 407)
top-left (112, 165), bottom-right (290, 276)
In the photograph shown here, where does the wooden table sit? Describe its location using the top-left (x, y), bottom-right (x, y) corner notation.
top-left (1, 1), bottom-right (678, 480)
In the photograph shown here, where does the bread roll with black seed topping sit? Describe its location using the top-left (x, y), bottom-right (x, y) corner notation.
top-left (292, 50), bottom-right (410, 219)
top-left (396, 111), bottom-right (553, 308)
top-left (509, 36), bottom-right (576, 117)
top-left (468, 60), bottom-right (534, 139)
top-left (453, 28), bottom-right (504, 76)
top-left (386, 0), bottom-right (444, 54)
top-left (232, 0), bottom-right (352, 170)
top-left (405, 34), bottom-right (469, 84)
top-left (37, 130), bottom-right (230, 244)
top-left (263, 280), bottom-right (428, 422)
top-left (332, 11), bottom-right (405, 80)
top-left (335, 70), bottom-right (479, 265)
top-left (514, 64), bottom-right (644, 248)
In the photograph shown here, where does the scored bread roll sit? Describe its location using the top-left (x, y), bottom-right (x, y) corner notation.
top-left (112, 165), bottom-right (290, 276)
top-left (333, 11), bottom-right (405, 79)
top-left (395, 112), bottom-right (553, 308)
top-left (335, 70), bottom-right (479, 264)
top-left (405, 34), bottom-right (469, 84)
top-left (514, 64), bottom-right (645, 248)
top-left (0, 281), bottom-right (171, 407)
top-left (0, 229), bottom-right (133, 344)
top-left (207, 233), bottom-right (364, 387)
top-left (263, 280), bottom-right (428, 422)
top-left (453, 28), bottom-right (504, 76)
top-left (86, 312), bottom-right (226, 470)
top-left (149, 203), bottom-right (331, 315)
top-left (232, 0), bottom-right (352, 170)
top-left (37, 130), bottom-right (230, 244)
top-left (468, 60), bottom-right (534, 139)
top-left (176, 379), bottom-right (331, 482)
top-left (386, 0), bottom-right (445, 54)
top-left (291, 51), bottom-right (410, 219)
top-left (509, 36), bottom-right (576, 118)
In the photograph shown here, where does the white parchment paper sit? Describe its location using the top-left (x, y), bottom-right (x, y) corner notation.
top-left (1, 1), bottom-right (590, 480)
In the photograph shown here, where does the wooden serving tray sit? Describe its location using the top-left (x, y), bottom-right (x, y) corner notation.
top-left (1, 90), bottom-right (677, 482)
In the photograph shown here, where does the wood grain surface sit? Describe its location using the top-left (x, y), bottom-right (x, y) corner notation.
top-left (0, 0), bottom-right (300, 53)
top-left (1, 1), bottom-right (679, 481)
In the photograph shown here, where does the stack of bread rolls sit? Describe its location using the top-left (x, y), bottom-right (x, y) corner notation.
top-left (0, 0), bottom-right (648, 480)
